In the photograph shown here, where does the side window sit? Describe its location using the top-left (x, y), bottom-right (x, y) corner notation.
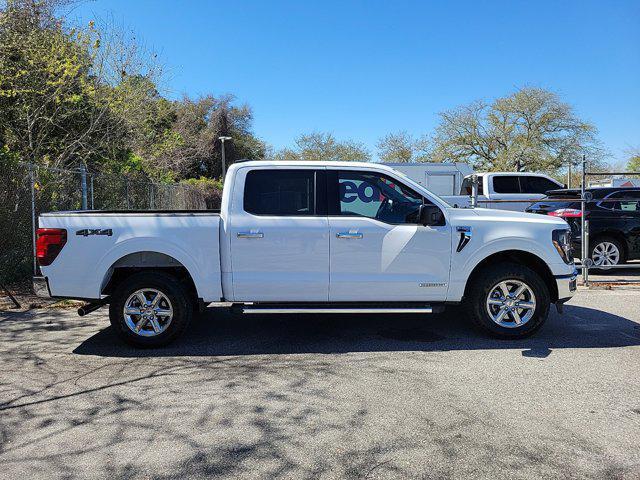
top-left (492, 176), bottom-right (521, 194)
top-left (337, 171), bottom-right (427, 224)
top-left (244, 169), bottom-right (315, 215)
top-left (521, 176), bottom-right (561, 194)
top-left (604, 190), bottom-right (640, 212)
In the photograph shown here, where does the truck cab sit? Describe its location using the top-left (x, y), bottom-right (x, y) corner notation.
top-left (452, 172), bottom-right (564, 211)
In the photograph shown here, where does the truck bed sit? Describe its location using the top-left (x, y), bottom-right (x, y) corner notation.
top-left (40, 210), bottom-right (221, 216)
top-left (38, 210), bottom-right (222, 301)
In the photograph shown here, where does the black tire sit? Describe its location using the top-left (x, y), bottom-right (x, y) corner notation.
top-left (589, 236), bottom-right (626, 270)
top-left (465, 262), bottom-right (550, 339)
top-left (109, 271), bottom-right (193, 347)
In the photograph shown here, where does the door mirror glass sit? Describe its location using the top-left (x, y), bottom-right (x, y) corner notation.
top-left (418, 204), bottom-right (444, 226)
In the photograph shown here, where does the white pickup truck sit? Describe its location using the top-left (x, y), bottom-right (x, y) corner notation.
top-left (443, 172), bottom-right (565, 210)
top-left (34, 161), bottom-right (577, 347)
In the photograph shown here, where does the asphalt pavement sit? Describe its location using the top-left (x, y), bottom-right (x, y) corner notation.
top-left (1, 289), bottom-right (639, 479)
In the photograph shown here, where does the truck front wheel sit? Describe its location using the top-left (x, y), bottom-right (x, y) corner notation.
top-left (466, 262), bottom-right (550, 338)
top-left (109, 271), bottom-right (193, 347)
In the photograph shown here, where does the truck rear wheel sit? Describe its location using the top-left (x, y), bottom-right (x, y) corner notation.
top-left (466, 262), bottom-right (550, 338)
top-left (109, 271), bottom-right (193, 347)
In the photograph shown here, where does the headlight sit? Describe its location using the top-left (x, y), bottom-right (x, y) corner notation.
top-left (552, 229), bottom-right (573, 264)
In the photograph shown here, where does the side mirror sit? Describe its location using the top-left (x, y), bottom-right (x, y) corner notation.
top-left (418, 204), bottom-right (444, 226)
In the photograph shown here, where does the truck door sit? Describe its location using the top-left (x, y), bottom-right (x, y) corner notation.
top-left (229, 168), bottom-right (329, 302)
top-left (327, 170), bottom-right (451, 302)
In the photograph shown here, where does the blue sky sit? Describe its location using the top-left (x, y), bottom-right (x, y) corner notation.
top-left (72, 0), bottom-right (639, 163)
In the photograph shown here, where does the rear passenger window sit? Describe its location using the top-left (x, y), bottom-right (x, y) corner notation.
top-left (492, 176), bottom-right (521, 194)
top-left (521, 176), bottom-right (560, 194)
top-left (244, 170), bottom-right (315, 215)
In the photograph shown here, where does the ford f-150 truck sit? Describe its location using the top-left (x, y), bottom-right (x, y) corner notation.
top-left (33, 161), bottom-right (577, 347)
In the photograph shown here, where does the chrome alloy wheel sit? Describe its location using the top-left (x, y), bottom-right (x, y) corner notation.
top-left (592, 241), bottom-right (620, 267)
top-left (123, 288), bottom-right (173, 337)
top-left (485, 280), bottom-right (536, 328)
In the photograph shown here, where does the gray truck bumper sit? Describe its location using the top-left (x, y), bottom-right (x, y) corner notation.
top-left (555, 270), bottom-right (578, 302)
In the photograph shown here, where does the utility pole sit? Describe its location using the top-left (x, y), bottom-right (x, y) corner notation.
top-left (219, 136), bottom-right (232, 178)
top-left (580, 155), bottom-right (588, 285)
top-left (30, 164), bottom-right (37, 275)
top-left (80, 163), bottom-right (88, 210)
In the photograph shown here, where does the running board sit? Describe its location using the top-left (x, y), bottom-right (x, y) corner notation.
top-left (241, 306), bottom-right (434, 314)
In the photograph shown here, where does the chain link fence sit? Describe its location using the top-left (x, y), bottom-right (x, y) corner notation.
top-left (3, 158), bottom-right (638, 291)
top-left (0, 161), bottom-right (217, 285)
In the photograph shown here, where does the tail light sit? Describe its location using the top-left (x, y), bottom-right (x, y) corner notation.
top-left (36, 228), bottom-right (67, 266)
top-left (548, 208), bottom-right (585, 218)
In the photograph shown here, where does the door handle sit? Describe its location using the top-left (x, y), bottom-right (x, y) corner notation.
top-left (237, 232), bottom-right (264, 239)
top-left (336, 232), bottom-right (363, 239)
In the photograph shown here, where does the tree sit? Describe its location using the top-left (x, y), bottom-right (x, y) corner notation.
top-left (0, 0), bottom-right (122, 169)
top-left (430, 87), bottom-right (603, 173)
top-left (0, 0), bottom-right (177, 175)
top-left (153, 94), bottom-right (266, 180)
top-left (626, 149), bottom-right (640, 174)
top-left (273, 132), bottom-right (370, 162)
top-left (376, 131), bottom-right (430, 163)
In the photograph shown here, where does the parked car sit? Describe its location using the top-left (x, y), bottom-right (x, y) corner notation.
top-left (526, 187), bottom-right (640, 267)
top-left (33, 161), bottom-right (576, 347)
top-left (445, 172), bottom-right (564, 211)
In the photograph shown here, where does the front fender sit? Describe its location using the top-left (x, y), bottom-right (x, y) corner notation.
top-left (447, 236), bottom-right (564, 302)
top-left (461, 237), bottom-right (554, 276)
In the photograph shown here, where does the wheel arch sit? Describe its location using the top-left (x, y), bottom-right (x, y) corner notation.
top-left (100, 251), bottom-right (198, 301)
top-left (463, 250), bottom-right (558, 302)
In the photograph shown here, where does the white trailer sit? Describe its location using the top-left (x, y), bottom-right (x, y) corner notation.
top-left (381, 162), bottom-right (474, 197)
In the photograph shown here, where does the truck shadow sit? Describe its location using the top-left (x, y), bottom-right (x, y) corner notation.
top-left (73, 303), bottom-right (640, 358)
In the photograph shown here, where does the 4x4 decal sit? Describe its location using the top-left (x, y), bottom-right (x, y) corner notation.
top-left (76, 229), bottom-right (112, 237)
